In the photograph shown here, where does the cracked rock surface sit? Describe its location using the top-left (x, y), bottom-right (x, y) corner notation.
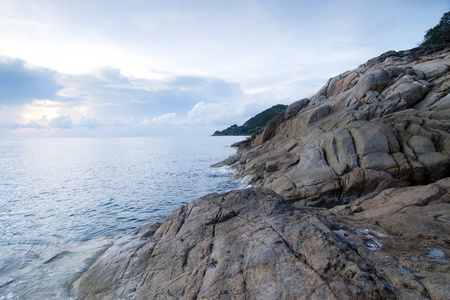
top-left (71, 182), bottom-right (449, 299)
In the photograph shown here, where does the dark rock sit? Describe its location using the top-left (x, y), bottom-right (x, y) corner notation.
top-left (285, 98), bottom-right (310, 119)
top-left (307, 105), bottom-right (332, 124)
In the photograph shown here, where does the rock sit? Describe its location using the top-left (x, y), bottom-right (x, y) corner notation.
top-left (349, 121), bottom-right (398, 156)
top-left (70, 222), bottom-right (162, 299)
top-left (351, 69), bottom-right (391, 100)
top-left (320, 128), bottom-right (359, 172)
top-left (418, 152), bottom-right (450, 182)
top-left (361, 152), bottom-right (398, 171)
top-left (265, 160), bottom-right (278, 172)
top-left (408, 135), bottom-right (436, 155)
top-left (72, 45), bottom-right (450, 299)
top-left (325, 71), bottom-right (359, 97)
top-left (307, 105), bottom-right (332, 124)
top-left (339, 168), bottom-right (394, 203)
top-left (385, 81), bottom-right (430, 107)
top-left (72, 182), bottom-right (450, 299)
top-left (413, 60), bottom-right (450, 80)
top-left (284, 98), bottom-right (310, 119)
top-left (251, 111), bottom-right (285, 145)
top-left (224, 44), bottom-right (450, 208)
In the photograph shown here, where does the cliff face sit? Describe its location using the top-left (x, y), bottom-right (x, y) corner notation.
top-left (71, 46), bottom-right (450, 299)
top-left (226, 45), bottom-right (450, 208)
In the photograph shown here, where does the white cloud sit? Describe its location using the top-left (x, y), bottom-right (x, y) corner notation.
top-left (149, 113), bottom-right (178, 126)
top-left (185, 101), bottom-right (240, 125)
top-left (0, 0), bottom-right (448, 138)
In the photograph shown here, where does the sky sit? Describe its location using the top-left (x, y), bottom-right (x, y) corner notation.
top-left (0, 0), bottom-right (448, 138)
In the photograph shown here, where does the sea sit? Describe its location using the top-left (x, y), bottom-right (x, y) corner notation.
top-left (0, 136), bottom-right (245, 299)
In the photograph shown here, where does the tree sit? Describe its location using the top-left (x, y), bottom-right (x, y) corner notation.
top-left (420, 12), bottom-right (450, 46)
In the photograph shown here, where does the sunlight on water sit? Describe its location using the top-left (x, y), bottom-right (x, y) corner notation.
top-left (0, 136), bottom-right (244, 299)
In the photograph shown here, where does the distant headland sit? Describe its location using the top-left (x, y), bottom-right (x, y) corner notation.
top-left (212, 104), bottom-right (287, 136)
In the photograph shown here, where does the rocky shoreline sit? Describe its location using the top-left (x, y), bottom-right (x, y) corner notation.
top-left (71, 45), bottom-right (450, 299)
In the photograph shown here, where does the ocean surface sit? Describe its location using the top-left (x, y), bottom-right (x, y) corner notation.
top-left (0, 136), bottom-right (245, 299)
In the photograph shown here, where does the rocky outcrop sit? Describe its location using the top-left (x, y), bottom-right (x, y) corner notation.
top-left (71, 181), bottom-right (450, 299)
top-left (224, 45), bottom-right (450, 208)
top-left (71, 45), bottom-right (450, 299)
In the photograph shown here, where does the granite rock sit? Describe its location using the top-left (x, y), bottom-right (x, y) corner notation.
top-left (71, 181), bottom-right (450, 299)
top-left (223, 45), bottom-right (450, 208)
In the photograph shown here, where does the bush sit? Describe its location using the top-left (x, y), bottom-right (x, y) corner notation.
top-left (420, 12), bottom-right (450, 46)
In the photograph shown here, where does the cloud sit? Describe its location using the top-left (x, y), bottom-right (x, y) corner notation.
top-left (90, 66), bottom-right (130, 84)
top-left (149, 113), bottom-right (178, 126)
top-left (0, 120), bottom-right (43, 129)
top-left (55, 68), bottom-right (247, 121)
top-left (22, 121), bottom-right (43, 129)
top-left (49, 115), bottom-right (73, 129)
top-left (77, 116), bottom-right (100, 129)
top-left (112, 116), bottom-right (135, 127)
top-left (0, 56), bottom-right (327, 138)
top-left (0, 57), bottom-right (62, 105)
top-left (186, 101), bottom-right (237, 125)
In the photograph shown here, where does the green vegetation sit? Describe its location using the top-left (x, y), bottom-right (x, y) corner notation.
top-left (420, 11), bottom-right (450, 46)
top-left (213, 104), bottom-right (288, 136)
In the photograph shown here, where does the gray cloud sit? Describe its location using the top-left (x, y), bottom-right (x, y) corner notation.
top-left (0, 120), bottom-right (43, 129)
top-left (0, 59), bottom-right (252, 134)
top-left (77, 116), bottom-right (101, 129)
top-left (56, 69), bottom-right (244, 120)
top-left (49, 115), bottom-right (73, 129)
top-left (0, 57), bottom-right (63, 105)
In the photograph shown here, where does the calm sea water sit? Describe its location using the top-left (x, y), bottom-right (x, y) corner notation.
top-left (0, 136), bottom-right (244, 299)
